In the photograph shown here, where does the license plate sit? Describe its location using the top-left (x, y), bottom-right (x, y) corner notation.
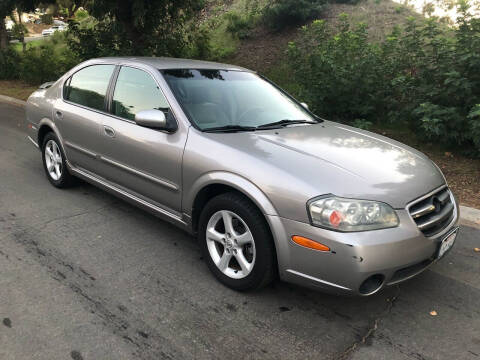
top-left (437, 228), bottom-right (458, 259)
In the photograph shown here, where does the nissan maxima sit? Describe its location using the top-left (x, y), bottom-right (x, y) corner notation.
top-left (25, 57), bottom-right (459, 295)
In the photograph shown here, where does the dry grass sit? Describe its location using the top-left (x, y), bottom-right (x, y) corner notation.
top-left (0, 80), bottom-right (37, 101)
top-left (324, 0), bottom-right (422, 42)
top-left (25, 23), bottom-right (50, 36)
top-left (227, 0), bottom-right (422, 73)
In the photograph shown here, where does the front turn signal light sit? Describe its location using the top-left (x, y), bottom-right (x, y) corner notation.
top-left (291, 235), bottom-right (330, 252)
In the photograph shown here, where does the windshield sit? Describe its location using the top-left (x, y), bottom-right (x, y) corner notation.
top-left (161, 69), bottom-right (316, 131)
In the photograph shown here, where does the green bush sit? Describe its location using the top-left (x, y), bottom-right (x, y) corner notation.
top-left (287, 6), bottom-right (480, 157)
top-left (263, 0), bottom-right (327, 31)
top-left (74, 8), bottom-right (89, 21)
top-left (225, 11), bottom-right (253, 39)
top-left (0, 48), bottom-right (21, 79)
top-left (18, 33), bottom-right (79, 84)
top-left (287, 16), bottom-right (379, 120)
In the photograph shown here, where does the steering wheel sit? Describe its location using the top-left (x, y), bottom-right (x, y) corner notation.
top-left (238, 107), bottom-right (266, 125)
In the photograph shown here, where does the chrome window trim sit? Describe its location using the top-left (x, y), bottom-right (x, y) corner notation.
top-left (60, 62), bottom-right (180, 132)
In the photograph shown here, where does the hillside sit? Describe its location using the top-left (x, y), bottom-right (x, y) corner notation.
top-left (204, 0), bottom-right (421, 73)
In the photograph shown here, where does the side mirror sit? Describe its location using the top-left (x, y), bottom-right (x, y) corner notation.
top-left (135, 109), bottom-right (174, 131)
top-left (301, 102), bottom-right (309, 110)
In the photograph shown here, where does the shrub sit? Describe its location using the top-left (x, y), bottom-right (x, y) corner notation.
top-left (287, 6), bottom-right (480, 157)
top-left (263, 0), bottom-right (327, 31)
top-left (74, 8), bottom-right (89, 21)
top-left (19, 34), bottom-right (79, 84)
top-left (0, 48), bottom-right (21, 79)
top-left (352, 119), bottom-right (373, 130)
top-left (225, 11), bottom-right (253, 39)
top-left (287, 17), bottom-right (380, 120)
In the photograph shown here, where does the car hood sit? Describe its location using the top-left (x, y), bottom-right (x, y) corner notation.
top-left (205, 121), bottom-right (445, 210)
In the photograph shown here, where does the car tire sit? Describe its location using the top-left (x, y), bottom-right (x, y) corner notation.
top-left (41, 132), bottom-right (76, 188)
top-left (198, 192), bottom-right (276, 291)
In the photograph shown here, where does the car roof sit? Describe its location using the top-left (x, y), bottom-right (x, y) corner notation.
top-left (91, 57), bottom-right (252, 72)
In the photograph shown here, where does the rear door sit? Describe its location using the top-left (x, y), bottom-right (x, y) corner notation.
top-left (95, 65), bottom-right (187, 213)
top-left (55, 64), bottom-right (115, 174)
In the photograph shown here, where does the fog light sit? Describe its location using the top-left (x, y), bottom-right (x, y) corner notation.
top-left (291, 235), bottom-right (330, 252)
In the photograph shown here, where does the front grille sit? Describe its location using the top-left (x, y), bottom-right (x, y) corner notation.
top-left (408, 187), bottom-right (455, 237)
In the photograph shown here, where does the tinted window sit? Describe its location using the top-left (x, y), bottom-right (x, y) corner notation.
top-left (64, 65), bottom-right (115, 111)
top-left (162, 69), bottom-right (315, 130)
top-left (112, 67), bottom-right (169, 121)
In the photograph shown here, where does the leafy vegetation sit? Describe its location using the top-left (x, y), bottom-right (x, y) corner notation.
top-left (20, 32), bottom-right (79, 84)
top-left (0, 32), bottom-right (78, 84)
top-left (286, 4), bottom-right (480, 156)
top-left (225, 11), bottom-right (254, 39)
top-left (262, 0), bottom-right (327, 30)
top-left (67, 0), bottom-right (207, 59)
top-left (0, 0), bottom-right (54, 50)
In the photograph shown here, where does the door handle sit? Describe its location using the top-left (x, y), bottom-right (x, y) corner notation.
top-left (55, 111), bottom-right (63, 120)
top-left (103, 126), bottom-right (115, 138)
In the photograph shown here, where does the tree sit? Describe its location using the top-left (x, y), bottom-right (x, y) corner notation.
top-left (11, 23), bottom-right (28, 52)
top-left (69, 0), bottom-right (205, 58)
top-left (56, 0), bottom-right (89, 18)
top-left (0, 1), bottom-right (16, 50)
top-left (1, 0), bottom-right (53, 50)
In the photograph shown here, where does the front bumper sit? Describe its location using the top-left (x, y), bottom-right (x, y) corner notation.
top-left (268, 203), bottom-right (459, 296)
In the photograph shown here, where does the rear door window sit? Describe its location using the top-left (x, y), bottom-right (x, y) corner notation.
top-left (64, 65), bottom-right (115, 112)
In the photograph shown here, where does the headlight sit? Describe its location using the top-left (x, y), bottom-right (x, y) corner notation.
top-left (308, 196), bottom-right (399, 232)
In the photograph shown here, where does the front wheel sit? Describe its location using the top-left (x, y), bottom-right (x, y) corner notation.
top-left (198, 192), bottom-right (276, 291)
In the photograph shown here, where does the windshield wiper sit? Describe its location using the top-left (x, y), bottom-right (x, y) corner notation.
top-left (203, 119), bottom-right (319, 133)
top-left (256, 119), bottom-right (318, 130)
top-left (203, 125), bottom-right (257, 133)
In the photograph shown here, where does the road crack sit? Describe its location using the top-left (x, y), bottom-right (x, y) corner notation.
top-left (34, 202), bottom-right (116, 231)
top-left (333, 285), bottom-right (401, 360)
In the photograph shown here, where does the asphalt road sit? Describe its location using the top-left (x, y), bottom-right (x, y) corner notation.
top-left (1, 101), bottom-right (479, 360)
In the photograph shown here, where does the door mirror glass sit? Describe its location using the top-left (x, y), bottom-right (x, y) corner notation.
top-left (301, 102), bottom-right (309, 110)
top-left (135, 109), bottom-right (168, 129)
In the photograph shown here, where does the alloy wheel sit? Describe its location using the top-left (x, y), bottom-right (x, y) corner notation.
top-left (44, 139), bottom-right (63, 181)
top-left (205, 210), bottom-right (256, 279)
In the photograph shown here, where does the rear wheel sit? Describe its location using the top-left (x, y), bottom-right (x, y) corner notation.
top-left (42, 132), bottom-right (76, 188)
top-left (198, 192), bottom-right (276, 290)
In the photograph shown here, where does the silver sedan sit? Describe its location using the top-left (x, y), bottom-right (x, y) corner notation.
top-left (25, 57), bottom-right (459, 295)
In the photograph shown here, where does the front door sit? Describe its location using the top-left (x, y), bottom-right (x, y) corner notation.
top-left (95, 66), bottom-right (187, 213)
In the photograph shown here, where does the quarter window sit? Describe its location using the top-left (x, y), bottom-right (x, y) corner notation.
top-left (64, 65), bottom-right (115, 111)
top-left (112, 67), bottom-right (169, 121)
